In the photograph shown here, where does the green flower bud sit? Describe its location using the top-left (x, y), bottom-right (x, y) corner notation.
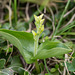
top-left (41, 25), bottom-right (44, 32)
top-left (34, 15), bottom-right (37, 21)
top-left (40, 19), bottom-right (45, 25)
top-left (39, 14), bottom-right (44, 20)
top-left (34, 15), bottom-right (39, 22)
top-left (32, 30), bottom-right (37, 36)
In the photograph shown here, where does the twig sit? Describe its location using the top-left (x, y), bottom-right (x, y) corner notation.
top-left (48, 7), bottom-right (55, 32)
top-left (30, 64), bottom-right (35, 72)
top-left (60, 14), bottom-right (75, 30)
top-left (58, 68), bottom-right (62, 74)
top-left (63, 54), bottom-right (70, 75)
top-left (37, 5), bottom-right (52, 22)
top-left (48, 7), bottom-right (55, 39)
top-left (5, 45), bottom-right (13, 66)
top-left (20, 55), bottom-right (26, 68)
top-left (5, 4), bottom-right (12, 27)
top-left (49, 3), bottom-right (58, 14)
top-left (64, 7), bottom-right (75, 18)
top-left (6, 40), bottom-right (9, 55)
top-left (44, 6), bottom-right (46, 13)
top-left (25, 3), bottom-right (32, 32)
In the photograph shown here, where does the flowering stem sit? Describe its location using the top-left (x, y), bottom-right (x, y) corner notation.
top-left (32, 14), bottom-right (44, 73)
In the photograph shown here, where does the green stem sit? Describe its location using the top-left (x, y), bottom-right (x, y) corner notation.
top-left (44, 59), bottom-right (52, 75)
top-left (34, 36), bottom-right (39, 56)
top-left (33, 14), bottom-right (45, 74)
top-left (14, 0), bottom-right (17, 26)
top-left (34, 35), bottom-right (40, 73)
top-left (35, 60), bottom-right (40, 73)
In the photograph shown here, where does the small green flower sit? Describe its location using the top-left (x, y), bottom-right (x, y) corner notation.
top-left (39, 14), bottom-right (44, 20)
top-left (41, 25), bottom-right (44, 32)
top-left (40, 19), bottom-right (44, 25)
top-left (32, 30), bottom-right (37, 36)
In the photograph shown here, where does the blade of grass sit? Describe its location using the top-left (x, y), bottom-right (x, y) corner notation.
top-left (14, 0), bottom-right (17, 26)
top-left (58, 25), bottom-right (75, 35)
top-left (61, 29), bottom-right (72, 39)
top-left (57, 21), bottom-right (75, 35)
top-left (44, 59), bottom-right (52, 75)
top-left (52, 0), bottom-right (71, 40)
top-left (61, 32), bottom-right (75, 35)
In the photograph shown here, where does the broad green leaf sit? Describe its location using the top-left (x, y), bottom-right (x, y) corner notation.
top-left (0, 29), bottom-right (34, 64)
top-left (1, 68), bottom-right (14, 75)
top-left (66, 58), bottom-right (75, 72)
top-left (9, 67), bottom-right (30, 75)
top-left (50, 68), bottom-right (56, 73)
top-left (66, 62), bottom-right (75, 72)
top-left (45, 73), bottom-right (49, 75)
top-left (51, 71), bottom-right (59, 75)
top-left (15, 22), bottom-right (26, 31)
top-left (18, 67), bottom-right (29, 75)
top-left (2, 23), bottom-right (11, 29)
top-left (0, 59), bottom-right (6, 69)
top-left (0, 29), bottom-right (72, 63)
top-left (34, 41), bottom-right (72, 59)
top-left (0, 72), bottom-right (8, 75)
top-left (10, 56), bottom-right (22, 67)
top-left (72, 58), bottom-right (75, 67)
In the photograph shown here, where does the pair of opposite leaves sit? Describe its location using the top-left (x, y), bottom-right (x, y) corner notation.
top-left (0, 29), bottom-right (72, 64)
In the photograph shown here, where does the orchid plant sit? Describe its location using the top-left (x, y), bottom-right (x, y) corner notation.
top-left (0, 14), bottom-right (72, 74)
